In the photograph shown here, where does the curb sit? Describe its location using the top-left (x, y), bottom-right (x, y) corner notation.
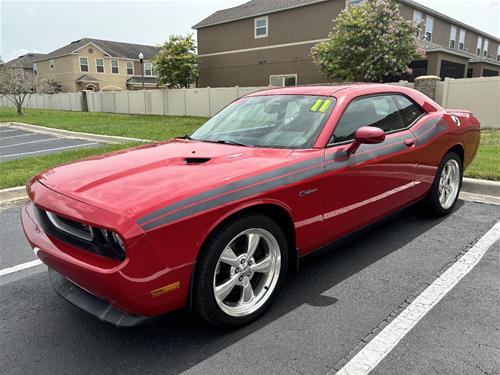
top-left (0, 186), bottom-right (27, 206)
top-left (1, 178), bottom-right (499, 207)
top-left (5, 122), bottom-right (151, 145)
top-left (462, 177), bottom-right (500, 197)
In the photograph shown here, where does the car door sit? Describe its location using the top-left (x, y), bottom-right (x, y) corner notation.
top-left (322, 94), bottom-right (419, 242)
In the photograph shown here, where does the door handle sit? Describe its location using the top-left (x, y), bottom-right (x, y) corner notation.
top-left (404, 138), bottom-right (416, 148)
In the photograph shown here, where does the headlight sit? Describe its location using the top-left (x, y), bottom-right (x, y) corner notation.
top-left (111, 232), bottom-right (125, 251)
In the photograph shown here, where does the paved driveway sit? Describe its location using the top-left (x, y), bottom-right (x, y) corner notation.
top-left (0, 200), bottom-right (499, 374)
top-left (0, 126), bottom-right (101, 161)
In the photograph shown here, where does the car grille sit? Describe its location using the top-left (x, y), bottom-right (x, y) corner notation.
top-left (34, 205), bottom-right (126, 261)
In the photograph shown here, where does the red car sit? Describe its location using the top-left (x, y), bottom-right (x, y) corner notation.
top-left (22, 84), bottom-right (480, 327)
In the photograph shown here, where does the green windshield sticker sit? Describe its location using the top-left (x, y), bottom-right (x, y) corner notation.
top-left (310, 99), bottom-right (323, 112)
top-left (318, 99), bottom-right (332, 113)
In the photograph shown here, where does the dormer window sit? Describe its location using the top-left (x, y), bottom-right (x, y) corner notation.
top-left (255, 16), bottom-right (268, 39)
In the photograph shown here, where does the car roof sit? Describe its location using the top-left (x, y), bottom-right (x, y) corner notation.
top-left (246, 84), bottom-right (408, 98)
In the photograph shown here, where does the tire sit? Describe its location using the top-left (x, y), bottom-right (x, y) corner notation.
top-left (193, 214), bottom-right (288, 328)
top-left (425, 152), bottom-right (463, 216)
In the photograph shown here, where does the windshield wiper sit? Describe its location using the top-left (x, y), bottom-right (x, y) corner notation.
top-left (176, 134), bottom-right (194, 140)
top-left (215, 139), bottom-right (252, 147)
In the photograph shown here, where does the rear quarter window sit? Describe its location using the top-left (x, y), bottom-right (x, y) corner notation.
top-left (393, 95), bottom-right (425, 127)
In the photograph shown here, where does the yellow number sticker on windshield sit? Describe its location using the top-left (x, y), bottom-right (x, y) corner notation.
top-left (318, 99), bottom-right (332, 113)
top-left (310, 99), bottom-right (323, 112)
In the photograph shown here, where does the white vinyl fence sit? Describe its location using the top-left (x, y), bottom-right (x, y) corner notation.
top-left (1, 78), bottom-right (498, 128)
top-left (436, 76), bottom-right (500, 129)
top-left (0, 87), bottom-right (266, 118)
top-left (0, 92), bottom-right (84, 112)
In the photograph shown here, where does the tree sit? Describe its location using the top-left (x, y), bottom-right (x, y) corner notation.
top-left (0, 70), bottom-right (63, 116)
top-left (37, 78), bottom-right (63, 94)
top-left (312, 0), bottom-right (423, 82)
top-left (153, 34), bottom-right (198, 88)
top-left (0, 69), bottom-right (37, 116)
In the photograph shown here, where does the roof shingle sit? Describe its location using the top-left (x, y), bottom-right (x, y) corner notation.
top-left (5, 53), bottom-right (47, 69)
top-left (33, 38), bottom-right (160, 62)
top-left (193, 0), bottom-right (328, 29)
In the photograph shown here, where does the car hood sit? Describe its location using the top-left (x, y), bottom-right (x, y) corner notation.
top-left (36, 139), bottom-right (306, 219)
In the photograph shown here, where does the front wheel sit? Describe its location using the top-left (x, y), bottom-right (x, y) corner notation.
top-left (193, 214), bottom-right (288, 327)
top-left (425, 152), bottom-right (463, 216)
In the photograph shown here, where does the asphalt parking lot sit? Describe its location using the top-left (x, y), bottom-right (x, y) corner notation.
top-left (0, 199), bottom-right (499, 375)
top-left (0, 126), bottom-right (101, 161)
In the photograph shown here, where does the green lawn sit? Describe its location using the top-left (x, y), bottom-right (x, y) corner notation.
top-left (0, 143), bottom-right (141, 189)
top-left (0, 108), bottom-right (207, 141)
top-left (464, 129), bottom-right (500, 181)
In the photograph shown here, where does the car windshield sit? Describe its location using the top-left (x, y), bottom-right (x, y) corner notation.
top-left (191, 95), bottom-right (336, 149)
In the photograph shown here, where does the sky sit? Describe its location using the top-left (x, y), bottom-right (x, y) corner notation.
top-left (1, 0), bottom-right (499, 62)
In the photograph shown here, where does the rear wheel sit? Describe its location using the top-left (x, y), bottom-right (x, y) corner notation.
top-left (425, 152), bottom-right (462, 216)
top-left (193, 214), bottom-right (288, 327)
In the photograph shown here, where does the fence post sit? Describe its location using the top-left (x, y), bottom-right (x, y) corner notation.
top-left (207, 87), bottom-right (212, 117)
top-left (442, 78), bottom-right (452, 108)
top-left (414, 75), bottom-right (440, 100)
top-left (81, 91), bottom-right (89, 112)
top-left (183, 88), bottom-right (187, 116)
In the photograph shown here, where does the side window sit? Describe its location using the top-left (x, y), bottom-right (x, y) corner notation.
top-left (393, 95), bottom-right (424, 127)
top-left (331, 95), bottom-right (405, 143)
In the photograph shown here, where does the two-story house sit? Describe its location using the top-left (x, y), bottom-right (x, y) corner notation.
top-left (31, 38), bottom-right (161, 92)
top-left (4, 53), bottom-right (47, 78)
top-left (193, 0), bottom-right (500, 87)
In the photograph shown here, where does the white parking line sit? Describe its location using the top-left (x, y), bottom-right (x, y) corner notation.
top-left (334, 220), bottom-right (500, 375)
top-left (0, 142), bottom-right (99, 158)
top-left (0, 134), bottom-right (39, 141)
top-left (0, 260), bottom-right (43, 277)
top-left (0, 129), bottom-right (20, 134)
top-left (0, 138), bottom-right (55, 149)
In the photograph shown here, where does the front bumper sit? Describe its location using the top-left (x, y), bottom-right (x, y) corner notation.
top-left (21, 181), bottom-right (194, 321)
top-left (49, 268), bottom-right (150, 327)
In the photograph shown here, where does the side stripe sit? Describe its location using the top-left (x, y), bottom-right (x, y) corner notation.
top-left (141, 165), bottom-right (325, 231)
top-left (139, 119), bottom-right (447, 231)
top-left (136, 156), bottom-right (324, 225)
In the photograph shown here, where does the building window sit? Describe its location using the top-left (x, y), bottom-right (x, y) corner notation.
top-left (80, 57), bottom-right (89, 72)
top-left (126, 61), bottom-right (134, 75)
top-left (144, 62), bottom-right (156, 76)
top-left (254, 16), bottom-right (268, 38)
top-left (497, 45), bottom-right (500, 61)
top-left (413, 10), bottom-right (423, 38)
top-left (96, 58), bottom-right (104, 73)
top-left (449, 26), bottom-right (457, 49)
top-left (33, 63), bottom-right (37, 76)
top-left (476, 37), bottom-right (483, 55)
top-left (483, 39), bottom-right (489, 57)
top-left (49, 59), bottom-right (54, 69)
top-left (459, 30), bottom-right (466, 50)
top-left (111, 59), bottom-right (119, 74)
top-left (269, 74), bottom-right (297, 87)
top-left (425, 16), bottom-right (433, 41)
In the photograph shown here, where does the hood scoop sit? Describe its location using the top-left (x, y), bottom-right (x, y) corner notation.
top-left (184, 157), bottom-right (211, 165)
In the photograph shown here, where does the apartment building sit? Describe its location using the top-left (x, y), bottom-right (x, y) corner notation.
top-left (31, 38), bottom-right (160, 92)
top-left (194, 0), bottom-right (500, 87)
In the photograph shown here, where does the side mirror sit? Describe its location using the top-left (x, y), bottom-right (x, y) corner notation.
top-left (346, 126), bottom-right (385, 155)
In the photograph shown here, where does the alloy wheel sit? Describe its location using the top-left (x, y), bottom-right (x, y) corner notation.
top-left (213, 228), bottom-right (281, 317)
